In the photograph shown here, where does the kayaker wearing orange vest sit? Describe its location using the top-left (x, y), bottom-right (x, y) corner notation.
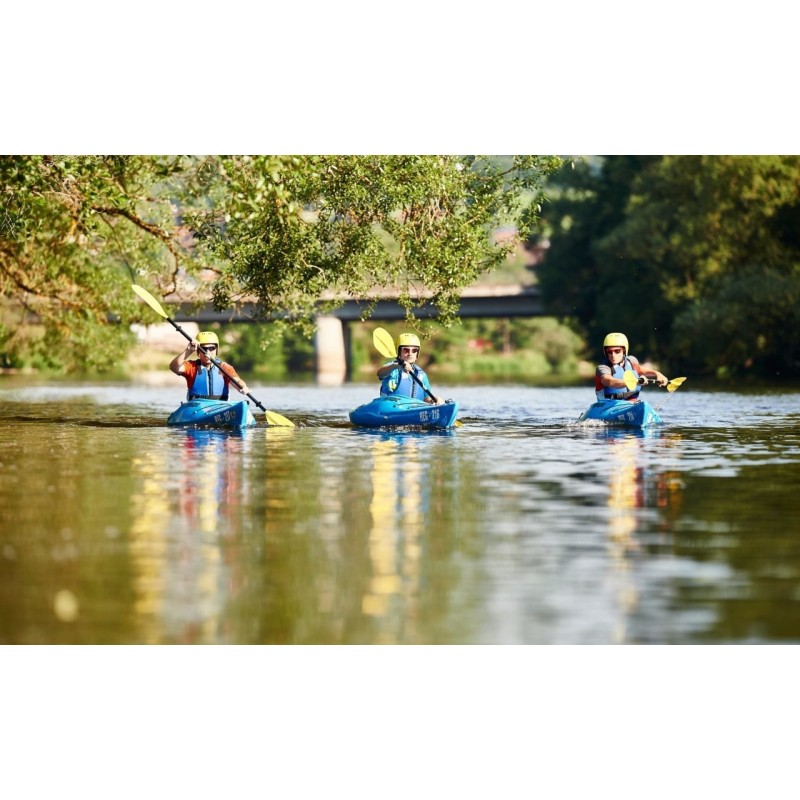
top-left (595, 332), bottom-right (668, 401)
top-left (169, 331), bottom-right (250, 401)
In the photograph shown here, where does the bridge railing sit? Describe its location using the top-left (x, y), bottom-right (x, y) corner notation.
top-left (168, 284), bottom-right (543, 323)
top-left (161, 284), bottom-right (545, 385)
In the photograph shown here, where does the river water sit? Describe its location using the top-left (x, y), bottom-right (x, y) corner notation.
top-left (1, 378), bottom-right (799, 644)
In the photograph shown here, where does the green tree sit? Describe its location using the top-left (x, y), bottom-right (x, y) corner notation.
top-left (539, 156), bottom-right (800, 378)
top-left (0, 155), bottom-right (208, 370)
top-left (2, 155), bottom-right (561, 371)
top-left (189, 155), bottom-right (560, 335)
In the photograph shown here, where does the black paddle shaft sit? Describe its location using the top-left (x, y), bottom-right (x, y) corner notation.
top-left (396, 358), bottom-right (437, 402)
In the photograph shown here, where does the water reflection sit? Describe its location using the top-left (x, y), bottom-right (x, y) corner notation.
top-left (604, 435), bottom-right (642, 643)
top-left (242, 427), bottom-right (482, 644)
top-left (175, 428), bottom-right (249, 534)
top-left (364, 436), bottom-right (425, 638)
top-left (3, 384), bottom-right (800, 643)
top-left (588, 429), bottom-right (692, 642)
top-left (128, 429), bottom-right (253, 642)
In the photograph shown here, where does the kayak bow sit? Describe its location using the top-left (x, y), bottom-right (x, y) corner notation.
top-left (349, 396), bottom-right (460, 429)
top-left (578, 399), bottom-right (662, 429)
top-left (167, 398), bottom-right (257, 428)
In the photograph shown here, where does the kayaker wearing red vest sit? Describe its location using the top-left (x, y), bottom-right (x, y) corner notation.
top-left (377, 332), bottom-right (444, 405)
top-left (595, 332), bottom-right (668, 401)
top-left (169, 330), bottom-right (250, 401)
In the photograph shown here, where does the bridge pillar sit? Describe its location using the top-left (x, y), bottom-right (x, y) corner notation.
top-left (315, 316), bottom-right (348, 385)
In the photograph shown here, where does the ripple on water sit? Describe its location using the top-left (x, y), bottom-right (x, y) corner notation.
top-left (2, 382), bottom-right (800, 643)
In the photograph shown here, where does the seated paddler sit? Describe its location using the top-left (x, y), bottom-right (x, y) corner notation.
top-left (595, 332), bottom-right (668, 401)
top-left (169, 330), bottom-right (250, 401)
top-left (377, 332), bottom-right (444, 405)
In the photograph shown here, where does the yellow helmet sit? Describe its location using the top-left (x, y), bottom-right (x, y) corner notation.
top-left (603, 332), bottom-right (628, 353)
top-left (196, 331), bottom-right (220, 346)
top-left (396, 333), bottom-right (421, 352)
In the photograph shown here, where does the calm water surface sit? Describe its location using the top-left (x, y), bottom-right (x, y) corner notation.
top-left (1, 378), bottom-right (799, 644)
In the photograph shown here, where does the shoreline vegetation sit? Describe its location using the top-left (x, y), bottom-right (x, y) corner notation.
top-left (4, 314), bottom-right (796, 390)
top-left (4, 156), bottom-right (799, 382)
top-left (124, 315), bottom-right (595, 386)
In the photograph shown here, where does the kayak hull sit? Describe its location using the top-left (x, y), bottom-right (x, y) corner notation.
top-left (578, 399), bottom-right (662, 428)
top-left (349, 396), bottom-right (459, 428)
top-left (167, 399), bottom-right (257, 428)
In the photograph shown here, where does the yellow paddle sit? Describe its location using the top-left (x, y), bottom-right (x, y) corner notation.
top-left (622, 370), bottom-right (639, 391)
top-left (622, 369), bottom-right (688, 414)
top-left (623, 370), bottom-right (687, 393)
top-left (131, 284), bottom-right (295, 427)
top-left (372, 327), bottom-right (399, 362)
top-left (665, 377), bottom-right (687, 392)
top-left (653, 376), bottom-right (687, 412)
top-left (372, 327), bottom-right (462, 424)
top-left (622, 369), bottom-right (686, 392)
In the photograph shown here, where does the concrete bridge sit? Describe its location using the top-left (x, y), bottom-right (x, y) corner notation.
top-left (170, 284), bottom-right (545, 385)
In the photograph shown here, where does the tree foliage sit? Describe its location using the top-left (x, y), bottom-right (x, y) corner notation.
top-left (539, 156), bottom-right (800, 379)
top-left (1, 155), bottom-right (560, 371)
top-left (0, 155), bottom-right (206, 370)
top-left (187, 155), bottom-right (560, 334)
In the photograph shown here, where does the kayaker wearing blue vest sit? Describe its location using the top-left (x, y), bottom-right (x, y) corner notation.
top-left (377, 332), bottom-right (444, 404)
top-left (595, 332), bottom-right (668, 401)
top-left (169, 331), bottom-right (250, 400)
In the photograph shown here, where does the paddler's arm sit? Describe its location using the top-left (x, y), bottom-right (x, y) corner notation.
top-left (636, 367), bottom-right (668, 387)
top-left (377, 360), bottom-right (402, 379)
top-left (221, 363), bottom-right (250, 396)
top-left (420, 374), bottom-right (444, 405)
top-left (170, 343), bottom-right (196, 375)
top-left (599, 373), bottom-right (628, 391)
top-left (230, 377), bottom-right (251, 395)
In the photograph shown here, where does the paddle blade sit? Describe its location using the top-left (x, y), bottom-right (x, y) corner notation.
top-left (373, 327), bottom-right (397, 360)
top-left (265, 410), bottom-right (295, 428)
top-left (131, 284), bottom-right (169, 319)
top-left (623, 370), bottom-right (638, 391)
top-left (667, 377), bottom-right (687, 392)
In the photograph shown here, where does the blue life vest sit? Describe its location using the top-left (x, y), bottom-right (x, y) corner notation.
top-left (188, 364), bottom-right (229, 400)
top-left (598, 357), bottom-right (640, 401)
top-left (380, 363), bottom-right (430, 399)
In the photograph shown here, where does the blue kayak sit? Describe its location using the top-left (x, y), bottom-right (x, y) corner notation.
top-left (349, 396), bottom-right (459, 428)
top-left (578, 399), bottom-right (662, 428)
top-left (167, 398), bottom-right (257, 428)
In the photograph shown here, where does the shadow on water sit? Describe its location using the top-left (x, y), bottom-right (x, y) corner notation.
top-left (2, 415), bottom-right (167, 429)
top-left (350, 426), bottom-right (457, 439)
